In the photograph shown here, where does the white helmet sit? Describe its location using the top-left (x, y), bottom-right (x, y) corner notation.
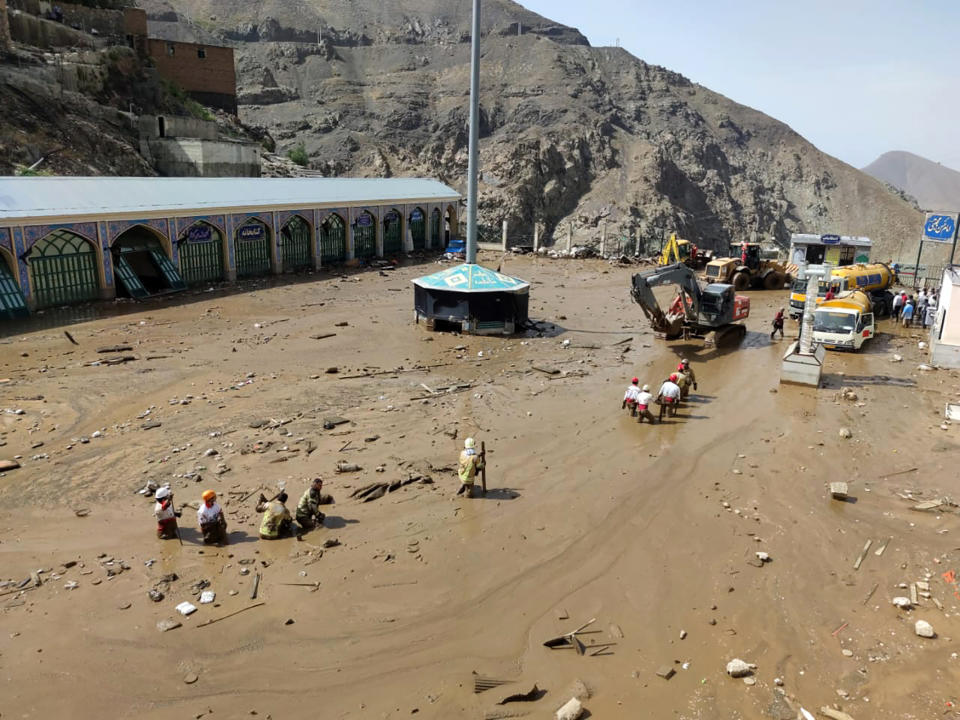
top-left (464, 437), bottom-right (476, 449)
top-left (642, 384), bottom-right (650, 392)
top-left (155, 486), bottom-right (171, 500)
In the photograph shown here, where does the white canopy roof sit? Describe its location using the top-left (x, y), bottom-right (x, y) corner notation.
top-left (0, 176), bottom-right (461, 223)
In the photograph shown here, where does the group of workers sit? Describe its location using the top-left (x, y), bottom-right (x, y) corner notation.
top-left (893, 288), bottom-right (938, 329)
top-left (152, 477), bottom-right (330, 543)
top-left (622, 359), bottom-right (698, 424)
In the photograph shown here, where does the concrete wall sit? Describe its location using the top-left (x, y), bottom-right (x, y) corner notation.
top-left (146, 37), bottom-right (237, 114)
top-left (140, 114), bottom-right (218, 140)
top-left (8, 8), bottom-right (100, 48)
top-left (1, 0), bottom-right (11, 52)
top-left (145, 138), bottom-right (260, 178)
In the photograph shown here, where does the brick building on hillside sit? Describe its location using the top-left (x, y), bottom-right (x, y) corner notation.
top-left (146, 38), bottom-right (237, 115)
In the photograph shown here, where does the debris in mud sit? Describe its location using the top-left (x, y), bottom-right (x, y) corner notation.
top-left (156, 619), bottom-right (181, 632)
top-left (183, 672), bottom-right (198, 684)
top-left (725, 659), bottom-right (756, 677)
top-left (655, 665), bottom-right (675, 680)
top-left (0, 459), bottom-right (21, 472)
top-left (830, 482), bottom-right (849, 500)
top-left (838, 427), bottom-right (853, 439)
top-left (497, 684), bottom-right (541, 704)
top-left (891, 596), bottom-right (912, 609)
top-left (853, 539), bottom-right (873, 570)
top-left (176, 602), bottom-right (198, 616)
top-left (473, 674), bottom-right (512, 694)
top-left (97, 345), bottom-right (133, 353)
top-left (555, 697), bottom-right (584, 720)
top-left (819, 708), bottom-right (856, 720)
top-left (325, 417), bottom-right (350, 430)
top-left (915, 620), bottom-right (936, 638)
top-left (148, 589), bottom-right (164, 602)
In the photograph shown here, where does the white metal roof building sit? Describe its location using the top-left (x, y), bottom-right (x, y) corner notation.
top-left (930, 265), bottom-right (960, 369)
top-left (0, 177), bottom-right (462, 316)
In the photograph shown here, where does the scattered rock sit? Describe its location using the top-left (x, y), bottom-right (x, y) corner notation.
top-left (755, 552), bottom-right (771, 562)
top-left (830, 481), bottom-right (849, 500)
top-left (819, 707), bottom-right (856, 720)
top-left (565, 679), bottom-right (590, 701)
top-left (656, 665), bottom-right (675, 680)
top-left (891, 597), bottom-right (912, 609)
top-left (555, 697), bottom-right (583, 720)
top-left (743, 676), bottom-right (756, 686)
top-left (890, 354), bottom-right (903, 362)
top-left (726, 659), bottom-right (756, 678)
top-left (838, 427), bottom-right (852, 439)
top-left (118, 602), bottom-right (132, 610)
top-left (0, 459), bottom-right (21, 472)
top-left (918, 364), bottom-right (935, 372)
top-left (148, 589), bottom-right (164, 602)
top-left (157, 619), bottom-right (181, 632)
top-left (183, 672), bottom-right (198, 684)
top-left (841, 649), bottom-right (854, 657)
top-left (915, 620), bottom-right (936, 638)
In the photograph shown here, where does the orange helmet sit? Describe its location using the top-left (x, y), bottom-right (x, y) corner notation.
top-left (202, 490), bottom-right (216, 502)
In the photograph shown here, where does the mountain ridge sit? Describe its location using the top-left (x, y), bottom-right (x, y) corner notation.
top-left (862, 150), bottom-right (960, 213)
top-left (135, 0), bottom-right (925, 259)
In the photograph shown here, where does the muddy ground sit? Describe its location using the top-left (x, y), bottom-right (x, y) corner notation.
top-left (1, 253), bottom-right (959, 720)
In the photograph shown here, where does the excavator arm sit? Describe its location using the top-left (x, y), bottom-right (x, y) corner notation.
top-left (630, 263), bottom-right (703, 335)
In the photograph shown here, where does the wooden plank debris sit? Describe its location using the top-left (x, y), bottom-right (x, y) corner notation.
top-left (197, 602), bottom-right (265, 628)
top-left (853, 539), bottom-right (873, 570)
top-left (874, 537), bottom-right (892, 556)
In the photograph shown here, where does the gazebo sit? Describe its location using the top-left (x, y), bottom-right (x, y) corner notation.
top-left (412, 263), bottom-right (529, 335)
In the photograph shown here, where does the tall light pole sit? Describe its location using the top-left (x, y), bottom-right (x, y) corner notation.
top-left (465, 0), bottom-right (481, 264)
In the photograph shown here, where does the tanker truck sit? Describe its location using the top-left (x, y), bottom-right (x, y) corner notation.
top-left (811, 290), bottom-right (876, 351)
top-left (789, 262), bottom-right (896, 318)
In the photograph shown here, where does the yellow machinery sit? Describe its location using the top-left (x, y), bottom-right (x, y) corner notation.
top-left (789, 262), bottom-right (896, 318)
top-left (658, 234), bottom-right (710, 270)
top-left (702, 242), bottom-right (791, 290)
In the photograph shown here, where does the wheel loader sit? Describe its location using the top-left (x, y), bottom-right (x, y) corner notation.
top-left (702, 242), bottom-right (791, 291)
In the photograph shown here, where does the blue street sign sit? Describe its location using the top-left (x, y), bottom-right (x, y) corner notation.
top-left (820, 234), bottom-right (841, 245)
top-left (923, 213), bottom-right (957, 243)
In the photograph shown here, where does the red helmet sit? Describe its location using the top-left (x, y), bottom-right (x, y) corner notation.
top-left (669, 373), bottom-right (678, 382)
top-left (631, 377), bottom-right (639, 384)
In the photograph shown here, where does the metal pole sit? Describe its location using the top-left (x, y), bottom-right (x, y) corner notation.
top-left (913, 240), bottom-right (924, 290)
top-left (465, 0), bottom-right (481, 265)
top-left (951, 215), bottom-right (959, 266)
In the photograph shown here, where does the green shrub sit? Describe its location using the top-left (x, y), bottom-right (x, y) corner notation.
top-left (287, 143), bottom-right (309, 167)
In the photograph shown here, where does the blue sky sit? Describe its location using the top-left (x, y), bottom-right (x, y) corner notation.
top-left (520, 0), bottom-right (960, 172)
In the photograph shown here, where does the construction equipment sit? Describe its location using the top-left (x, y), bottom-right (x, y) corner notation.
top-left (789, 262), bottom-right (896, 318)
top-left (702, 242), bottom-right (792, 290)
top-left (812, 290), bottom-right (876, 352)
top-left (658, 233), bottom-right (711, 270)
top-left (631, 262), bottom-right (749, 344)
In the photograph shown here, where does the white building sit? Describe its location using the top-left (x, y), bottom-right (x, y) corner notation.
top-left (930, 265), bottom-right (960, 368)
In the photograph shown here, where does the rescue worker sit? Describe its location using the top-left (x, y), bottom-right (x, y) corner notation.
top-left (622, 377), bottom-right (641, 416)
top-left (457, 437), bottom-right (485, 498)
top-left (674, 367), bottom-right (692, 401)
top-left (657, 374), bottom-right (682, 420)
top-left (197, 489), bottom-right (227, 545)
top-left (770, 308), bottom-right (785, 340)
top-left (257, 492), bottom-right (293, 539)
top-left (636, 383), bottom-right (656, 425)
top-left (295, 477), bottom-right (326, 531)
top-left (153, 486), bottom-right (179, 540)
top-left (678, 358), bottom-right (698, 390)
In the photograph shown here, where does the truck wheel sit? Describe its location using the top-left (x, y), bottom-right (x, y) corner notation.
top-left (763, 272), bottom-right (782, 290)
top-left (733, 272), bottom-right (750, 291)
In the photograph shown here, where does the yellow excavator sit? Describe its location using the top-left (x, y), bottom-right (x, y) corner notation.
top-left (657, 234), bottom-right (711, 271)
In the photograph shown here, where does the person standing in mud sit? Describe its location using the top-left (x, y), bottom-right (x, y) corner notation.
top-left (153, 487), bottom-right (179, 540)
top-left (197, 490), bottom-right (227, 545)
top-left (457, 437), bottom-right (484, 498)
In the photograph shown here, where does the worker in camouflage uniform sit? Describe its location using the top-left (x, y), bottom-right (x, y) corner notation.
top-left (296, 477), bottom-right (327, 531)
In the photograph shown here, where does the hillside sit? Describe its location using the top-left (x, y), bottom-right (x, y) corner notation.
top-left (863, 150), bottom-right (960, 212)
top-left (134, 0), bottom-right (926, 260)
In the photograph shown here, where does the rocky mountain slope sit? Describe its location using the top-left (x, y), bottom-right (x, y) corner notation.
top-left (76, 1), bottom-right (923, 258)
top-left (863, 150), bottom-right (960, 213)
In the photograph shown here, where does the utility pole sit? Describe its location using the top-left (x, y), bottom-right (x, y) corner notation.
top-left (465, 0), bottom-right (481, 264)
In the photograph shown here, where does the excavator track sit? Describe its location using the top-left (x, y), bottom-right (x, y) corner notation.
top-left (706, 323), bottom-right (747, 346)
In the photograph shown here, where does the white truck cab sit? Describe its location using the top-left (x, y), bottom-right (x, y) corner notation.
top-left (812, 303), bottom-right (875, 351)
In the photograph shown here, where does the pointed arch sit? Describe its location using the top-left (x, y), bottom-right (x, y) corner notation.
top-left (319, 213), bottom-right (347, 264)
top-left (234, 217), bottom-right (272, 278)
top-left (353, 211), bottom-right (377, 260)
top-left (27, 229), bottom-right (101, 308)
top-left (178, 220), bottom-right (226, 285)
top-left (382, 208), bottom-right (403, 255)
top-left (279, 213), bottom-right (313, 271)
top-left (408, 207), bottom-right (426, 251)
